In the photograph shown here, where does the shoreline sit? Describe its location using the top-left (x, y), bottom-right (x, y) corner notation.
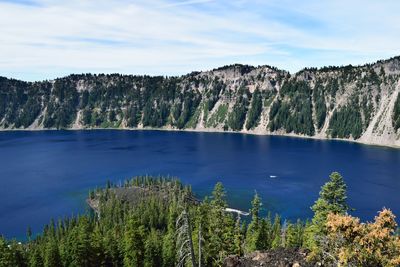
top-left (0, 126), bottom-right (399, 150)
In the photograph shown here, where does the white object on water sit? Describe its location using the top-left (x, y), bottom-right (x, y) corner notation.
top-left (269, 175), bottom-right (277, 178)
top-left (225, 208), bottom-right (250, 216)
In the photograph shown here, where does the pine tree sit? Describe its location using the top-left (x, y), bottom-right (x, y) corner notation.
top-left (285, 222), bottom-right (297, 248)
top-left (245, 192), bottom-right (261, 252)
top-left (211, 182), bottom-right (227, 208)
top-left (90, 224), bottom-right (106, 266)
top-left (44, 238), bottom-right (61, 267)
top-left (123, 217), bottom-right (145, 267)
top-left (307, 172), bottom-right (350, 259)
top-left (255, 219), bottom-right (271, 250)
top-left (250, 192), bottom-right (261, 228)
top-left (28, 247), bottom-right (43, 267)
top-left (207, 182), bottom-right (232, 265)
top-left (232, 217), bottom-right (244, 256)
top-left (0, 237), bottom-right (13, 267)
top-left (162, 204), bottom-right (177, 267)
top-left (311, 172), bottom-right (349, 236)
top-left (103, 229), bottom-right (122, 266)
top-left (271, 214), bottom-right (282, 249)
top-left (287, 219), bottom-right (305, 248)
top-left (9, 241), bottom-right (27, 267)
top-left (144, 229), bottom-right (162, 267)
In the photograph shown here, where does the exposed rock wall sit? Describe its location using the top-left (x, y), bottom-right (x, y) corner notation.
top-left (0, 57), bottom-right (399, 147)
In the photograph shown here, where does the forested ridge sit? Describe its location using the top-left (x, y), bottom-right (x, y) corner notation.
top-left (0, 56), bottom-right (400, 147)
top-left (0, 173), bottom-right (399, 266)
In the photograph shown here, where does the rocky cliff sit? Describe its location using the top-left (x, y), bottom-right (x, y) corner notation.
top-left (1, 56), bottom-right (399, 147)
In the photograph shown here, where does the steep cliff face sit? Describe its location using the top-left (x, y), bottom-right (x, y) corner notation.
top-left (0, 57), bottom-right (399, 147)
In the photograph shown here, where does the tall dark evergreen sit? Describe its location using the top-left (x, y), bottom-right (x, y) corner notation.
top-left (311, 172), bottom-right (349, 235)
top-left (245, 192), bottom-right (261, 252)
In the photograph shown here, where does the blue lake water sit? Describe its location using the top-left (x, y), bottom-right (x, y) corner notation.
top-left (0, 130), bottom-right (399, 239)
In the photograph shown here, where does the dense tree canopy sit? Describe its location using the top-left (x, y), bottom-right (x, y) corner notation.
top-left (0, 173), bottom-right (398, 266)
top-left (0, 176), bottom-right (307, 267)
top-left (269, 80), bottom-right (315, 135)
top-left (329, 100), bottom-right (364, 139)
top-left (394, 93), bottom-right (400, 131)
top-left (0, 61), bottom-right (399, 144)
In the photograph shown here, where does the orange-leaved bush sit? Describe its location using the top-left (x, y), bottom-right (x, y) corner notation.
top-left (326, 208), bottom-right (400, 267)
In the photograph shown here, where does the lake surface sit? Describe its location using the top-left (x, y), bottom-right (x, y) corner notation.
top-left (0, 130), bottom-right (399, 239)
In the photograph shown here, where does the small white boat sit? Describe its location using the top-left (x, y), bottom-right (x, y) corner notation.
top-left (269, 175), bottom-right (277, 178)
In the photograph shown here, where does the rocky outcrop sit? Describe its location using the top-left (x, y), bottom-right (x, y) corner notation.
top-left (0, 56), bottom-right (399, 147)
top-left (223, 249), bottom-right (314, 267)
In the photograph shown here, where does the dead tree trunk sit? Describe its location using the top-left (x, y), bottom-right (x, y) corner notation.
top-left (176, 209), bottom-right (196, 267)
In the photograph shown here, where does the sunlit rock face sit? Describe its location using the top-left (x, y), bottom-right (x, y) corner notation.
top-left (0, 56), bottom-right (399, 147)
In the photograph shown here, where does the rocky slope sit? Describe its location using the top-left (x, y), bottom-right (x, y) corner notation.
top-left (223, 249), bottom-right (313, 267)
top-left (0, 56), bottom-right (399, 147)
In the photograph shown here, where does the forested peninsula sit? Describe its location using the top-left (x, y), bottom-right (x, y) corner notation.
top-left (1, 56), bottom-right (400, 147)
top-left (1, 173), bottom-right (399, 266)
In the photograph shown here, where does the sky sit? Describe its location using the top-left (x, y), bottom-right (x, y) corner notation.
top-left (0, 0), bottom-right (399, 81)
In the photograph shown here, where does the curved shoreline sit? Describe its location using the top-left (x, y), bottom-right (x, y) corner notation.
top-left (0, 126), bottom-right (399, 150)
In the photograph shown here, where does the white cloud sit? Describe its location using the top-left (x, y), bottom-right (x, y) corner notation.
top-left (0, 0), bottom-right (399, 81)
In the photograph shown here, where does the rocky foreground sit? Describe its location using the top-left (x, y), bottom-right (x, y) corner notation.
top-left (223, 248), bottom-right (313, 267)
